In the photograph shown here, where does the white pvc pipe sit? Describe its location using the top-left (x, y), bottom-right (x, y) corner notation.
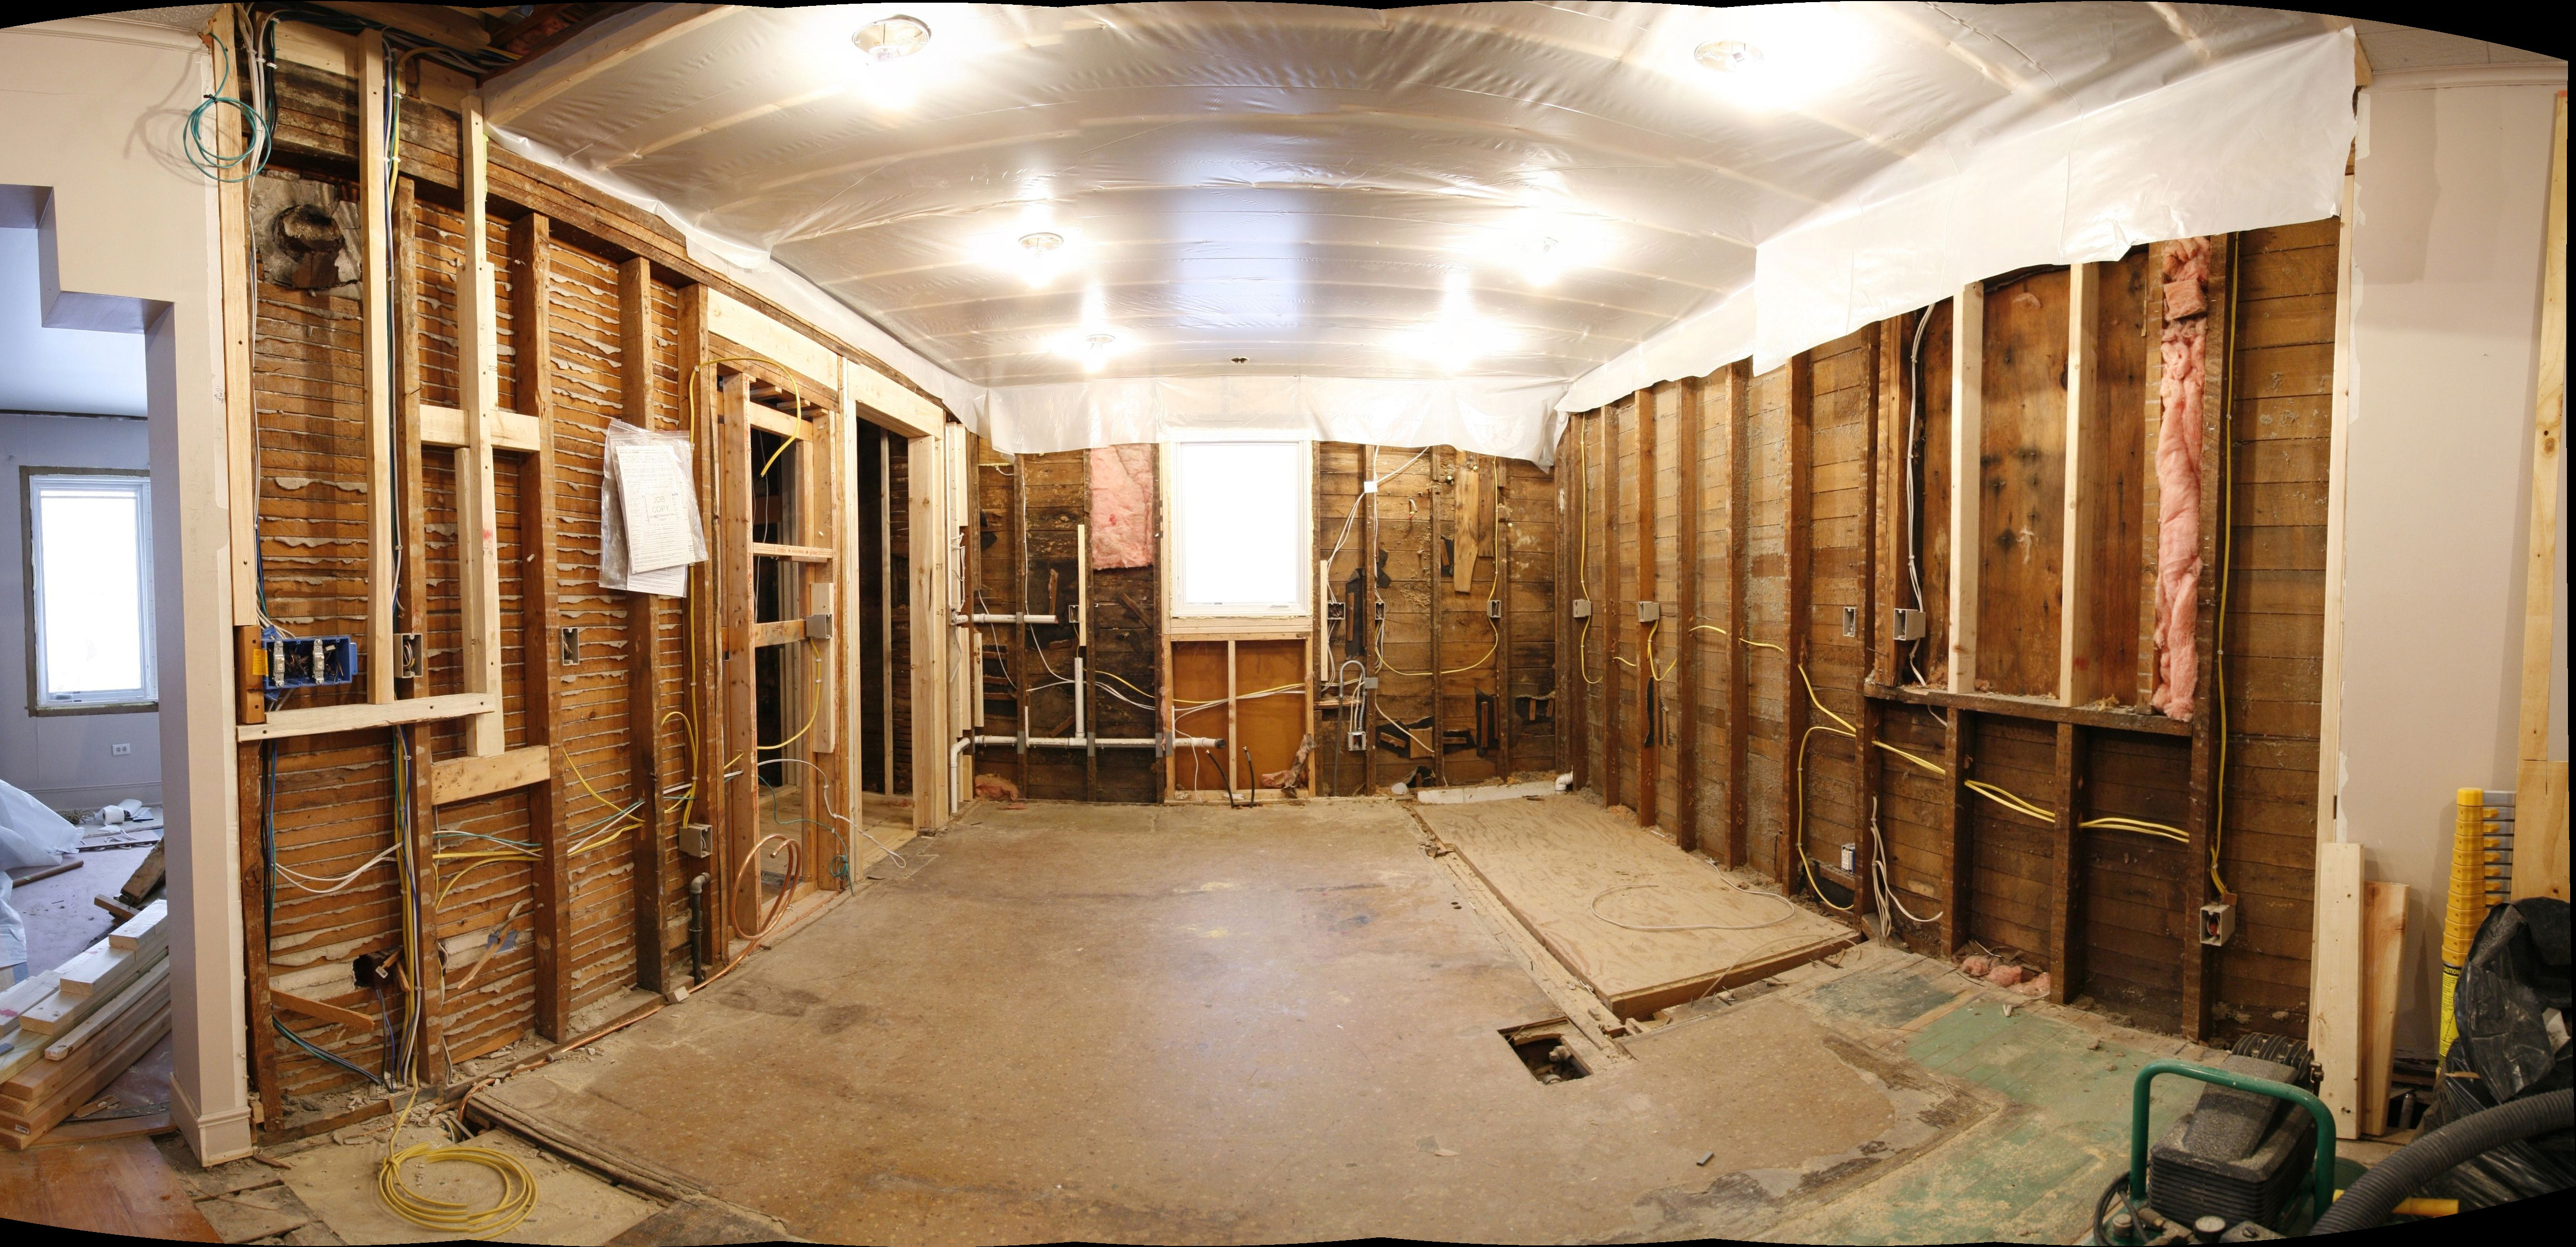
top-left (952, 612), bottom-right (1058, 625)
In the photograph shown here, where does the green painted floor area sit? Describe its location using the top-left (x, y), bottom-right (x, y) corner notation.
top-left (1765, 973), bottom-right (2214, 1245)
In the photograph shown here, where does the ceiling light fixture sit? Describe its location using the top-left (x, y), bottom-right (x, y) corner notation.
top-left (1014, 230), bottom-right (1068, 287)
top-left (853, 14), bottom-right (932, 63)
top-left (1694, 40), bottom-right (1762, 72)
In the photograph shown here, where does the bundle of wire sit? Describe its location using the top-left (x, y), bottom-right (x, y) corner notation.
top-left (378, 1087), bottom-right (537, 1240)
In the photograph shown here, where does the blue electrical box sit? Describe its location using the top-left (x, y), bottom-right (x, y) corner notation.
top-left (261, 628), bottom-right (359, 692)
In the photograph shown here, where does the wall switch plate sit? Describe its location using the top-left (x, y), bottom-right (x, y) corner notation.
top-left (111, 743), bottom-right (132, 756)
top-left (2199, 902), bottom-right (2236, 947)
top-left (1842, 606), bottom-right (1858, 637)
top-left (1891, 608), bottom-right (1927, 641)
top-left (1637, 600), bottom-right (1660, 624)
top-left (1570, 598), bottom-right (1591, 619)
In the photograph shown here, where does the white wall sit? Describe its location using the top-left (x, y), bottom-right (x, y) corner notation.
top-left (0, 412), bottom-right (163, 807)
top-left (0, 14), bottom-right (251, 1163)
top-left (0, 227), bottom-right (147, 416)
top-left (2337, 67), bottom-right (2569, 1053)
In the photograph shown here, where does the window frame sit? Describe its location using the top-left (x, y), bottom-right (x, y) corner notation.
top-left (1162, 439), bottom-right (1314, 627)
top-left (22, 467), bottom-right (157, 715)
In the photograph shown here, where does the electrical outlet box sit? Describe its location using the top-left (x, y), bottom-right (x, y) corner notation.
top-left (2199, 902), bottom-right (2236, 947)
top-left (1842, 606), bottom-right (1859, 637)
top-left (1637, 600), bottom-right (1660, 624)
top-left (559, 626), bottom-right (581, 666)
top-left (1838, 843), bottom-right (1856, 872)
top-left (1570, 598), bottom-right (1592, 619)
top-left (1486, 599), bottom-right (1502, 619)
top-left (261, 628), bottom-right (358, 691)
top-left (111, 743), bottom-right (132, 756)
top-left (397, 632), bottom-right (425, 679)
top-left (678, 823), bottom-right (714, 858)
top-left (1362, 479), bottom-right (1378, 494)
top-left (1891, 608), bottom-right (1927, 641)
top-left (804, 611), bottom-right (835, 641)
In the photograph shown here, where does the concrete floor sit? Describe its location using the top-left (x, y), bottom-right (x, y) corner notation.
top-left (473, 799), bottom-right (2023, 1244)
top-left (120, 795), bottom-right (2265, 1245)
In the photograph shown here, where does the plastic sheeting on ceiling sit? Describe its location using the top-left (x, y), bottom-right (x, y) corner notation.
top-left (487, 3), bottom-right (2358, 463)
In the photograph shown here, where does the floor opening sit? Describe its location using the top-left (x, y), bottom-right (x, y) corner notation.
top-left (1502, 1022), bottom-right (1588, 1084)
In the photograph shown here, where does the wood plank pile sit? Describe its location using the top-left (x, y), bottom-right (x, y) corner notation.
top-left (0, 900), bottom-right (170, 1149)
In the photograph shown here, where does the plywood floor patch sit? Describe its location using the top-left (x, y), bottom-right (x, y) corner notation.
top-left (1416, 795), bottom-right (1854, 1018)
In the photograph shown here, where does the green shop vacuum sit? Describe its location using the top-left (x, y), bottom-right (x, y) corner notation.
top-left (2097, 1033), bottom-right (2574, 1241)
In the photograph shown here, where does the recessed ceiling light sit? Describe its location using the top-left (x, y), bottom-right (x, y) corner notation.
top-left (1019, 232), bottom-right (1064, 255)
top-left (853, 14), bottom-right (932, 63)
top-left (1694, 40), bottom-right (1762, 72)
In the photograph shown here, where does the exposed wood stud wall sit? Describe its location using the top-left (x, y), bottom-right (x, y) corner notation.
top-left (1558, 221), bottom-right (2340, 1042)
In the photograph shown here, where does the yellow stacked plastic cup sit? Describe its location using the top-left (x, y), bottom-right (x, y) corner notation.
top-left (2440, 787), bottom-right (2489, 1059)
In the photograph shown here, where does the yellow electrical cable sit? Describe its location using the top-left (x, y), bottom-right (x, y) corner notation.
top-left (757, 640), bottom-right (828, 750)
top-left (377, 1086), bottom-right (537, 1239)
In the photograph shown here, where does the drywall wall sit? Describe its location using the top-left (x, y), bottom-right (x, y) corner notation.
top-left (0, 412), bottom-right (163, 807)
top-left (2339, 72), bottom-right (2569, 1052)
top-left (0, 227), bottom-right (146, 417)
top-left (0, 13), bottom-right (252, 1164)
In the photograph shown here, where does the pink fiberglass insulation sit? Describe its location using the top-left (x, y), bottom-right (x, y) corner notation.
top-left (1089, 443), bottom-right (1155, 569)
top-left (2151, 237), bottom-right (2212, 720)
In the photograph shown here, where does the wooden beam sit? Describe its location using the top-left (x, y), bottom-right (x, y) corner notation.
top-left (235, 741), bottom-right (280, 1129)
top-left (2318, 176), bottom-right (2358, 851)
top-left (1876, 315), bottom-right (1912, 689)
top-left (514, 212), bottom-right (572, 1042)
top-left (458, 95), bottom-right (506, 754)
top-left (2358, 880), bottom-right (2408, 1136)
top-left (360, 30), bottom-right (396, 704)
top-left (2182, 236), bottom-right (2235, 1042)
top-left (396, 174), bottom-right (429, 702)
top-left (721, 376), bottom-right (757, 942)
top-left (402, 727), bottom-right (443, 1083)
top-left (745, 404), bottom-right (812, 443)
top-left (1941, 710), bottom-right (1976, 956)
top-left (1365, 447), bottom-right (1381, 796)
top-left (1855, 327), bottom-right (1886, 922)
top-left (2313, 840), bottom-right (2364, 1139)
top-left (1948, 282), bottom-right (1985, 694)
top-left (1635, 388), bottom-right (1659, 827)
top-left (2047, 722), bottom-right (2085, 1002)
top-left (1676, 379), bottom-right (1703, 852)
top-left (1565, 429), bottom-right (1585, 796)
top-left (219, 4), bottom-right (259, 629)
top-left (2515, 93), bottom-right (2569, 903)
top-left (1724, 364), bottom-right (1753, 869)
top-left (234, 692), bottom-right (497, 743)
top-left (618, 254), bottom-right (668, 991)
top-left (705, 289), bottom-right (842, 401)
top-left (267, 990), bottom-right (375, 1033)
top-left (1864, 680), bottom-right (2193, 736)
top-left (1495, 456), bottom-right (1514, 781)
top-left (430, 744), bottom-right (550, 806)
top-left (419, 404), bottom-right (542, 451)
top-left (1429, 449), bottom-right (1448, 790)
top-left (1605, 402), bottom-right (1624, 815)
top-left (682, 284), bottom-right (727, 972)
top-left (749, 620), bottom-right (810, 649)
top-left (1781, 353), bottom-right (1814, 890)
top-left (2061, 261), bottom-right (2103, 706)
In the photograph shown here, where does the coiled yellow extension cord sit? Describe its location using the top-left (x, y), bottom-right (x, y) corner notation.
top-left (378, 1087), bottom-right (538, 1238)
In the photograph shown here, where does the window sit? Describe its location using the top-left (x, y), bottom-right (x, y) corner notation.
top-left (26, 472), bottom-right (154, 709)
top-left (1170, 441), bottom-right (1309, 618)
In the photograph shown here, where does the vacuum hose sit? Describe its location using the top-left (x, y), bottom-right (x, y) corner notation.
top-left (2308, 1088), bottom-right (2572, 1235)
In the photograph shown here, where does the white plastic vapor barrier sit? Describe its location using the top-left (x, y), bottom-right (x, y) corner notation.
top-left (981, 375), bottom-right (1572, 467)
top-left (481, 3), bottom-right (2370, 454)
top-left (1748, 26), bottom-right (2358, 374)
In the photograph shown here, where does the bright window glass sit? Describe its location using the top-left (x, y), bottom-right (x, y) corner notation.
top-left (1171, 442), bottom-right (1307, 615)
top-left (29, 474), bottom-right (155, 706)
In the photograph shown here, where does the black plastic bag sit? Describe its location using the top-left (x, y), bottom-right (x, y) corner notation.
top-left (2421, 897), bottom-right (2572, 1207)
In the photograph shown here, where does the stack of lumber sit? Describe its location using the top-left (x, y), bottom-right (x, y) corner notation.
top-left (0, 901), bottom-right (170, 1149)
